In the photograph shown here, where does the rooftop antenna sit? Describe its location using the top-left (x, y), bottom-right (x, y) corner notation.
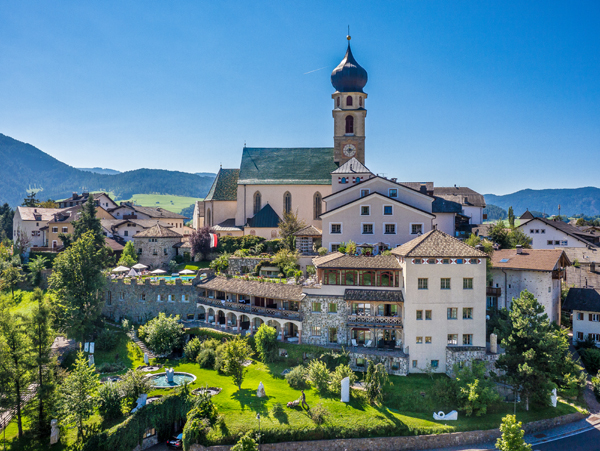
top-left (244, 140), bottom-right (246, 148)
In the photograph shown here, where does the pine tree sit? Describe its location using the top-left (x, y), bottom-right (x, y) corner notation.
top-left (508, 206), bottom-right (515, 228)
top-left (496, 414), bottom-right (532, 451)
top-left (364, 360), bottom-right (390, 405)
top-left (278, 210), bottom-right (306, 250)
top-left (72, 196), bottom-right (106, 253)
top-left (0, 265), bottom-right (25, 300)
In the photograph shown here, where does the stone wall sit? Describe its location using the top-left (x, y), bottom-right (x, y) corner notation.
top-left (227, 257), bottom-right (271, 275)
top-left (349, 351), bottom-right (408, 376)
top-left (134, 236), bottom-right (181, 270)
top-left (189, 412), bottom-right (585, 451)
top-left (301, 295), bottom-right (349, 346)
top-left (445, 346), bottom-right (500, 377)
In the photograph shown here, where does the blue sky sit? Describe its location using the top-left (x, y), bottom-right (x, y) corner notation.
top-left (1, 1), bottom-right (598, 194)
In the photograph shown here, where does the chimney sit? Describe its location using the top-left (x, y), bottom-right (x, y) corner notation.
top-left (475, 244), bottom-right (483, 251)
top-left (72, 192), bottom-right (78, 199)
top-left (420, 185), bottom-right (427, 194)
top-left (516, 245), bottom-right (523, 254)
top-left (391, 178), bottom-right (397, 182)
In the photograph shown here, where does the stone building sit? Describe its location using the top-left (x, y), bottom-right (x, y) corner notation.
top-left (133, 224), bottom-right (182, 269)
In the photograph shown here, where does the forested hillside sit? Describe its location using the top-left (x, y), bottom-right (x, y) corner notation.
top-left (0, 133), bottom-right (215, 206)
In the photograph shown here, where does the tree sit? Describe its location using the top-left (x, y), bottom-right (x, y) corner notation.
top-left (209, 253), bottom-right (230, 274)
top-left (508, 206), bottom-right (515, 228)
top-left (98, 382), bottom-right (123, 420)
top-left (272, 248), bottom-right (299, 276)
top-left (190, 226), bottom-right (214, 258)
top-left (364, 360), bottom-right (390, 405)
top-left (0, 265), bottom-right (25, 300)
top-left (138, 313), bottom-right (184, 356)
top-left (28, 255), bottom-right (49, 287)
top-left (496, 290), bottom-right (567, 410)
top-left (278, 210), bottom-right (306, 250)
top-left (330, 363), bottom-right (357, 394)
top-left (49, 231), bottom-right (106, 341)
top-left (57, 351), bottom-right (100, 440)
top-left (222, 336), bottom-right (254, 389)
top-left (72, 197), bottom-right (106, 254)
top-left (22, 191), bottom-right (39, 207)
top-left (453, 361), bottom-right (500, 416)
top-left (27, 289), bottom-right (56, 436)
top-left (0, 203), bottom-right (14, 242)
top-left (118, 241), bottom-right (138, 267)
top-left (489, 220), bottom-right (511, 249)
top-left (119, 368), bottom-right (151, 408)
top-left (12, 229), bottom-right (30, 257)
top-left (508, 228), bottom-right (532, 249)
top-left (38, 199), bottom-right (58, 208)
top-left (307, 359), bottom-right (331, 394)
top-left (0, 311), bottom-right (32, 438)
top-left (495, 414), bottom-right (532, 451)
top-left (254, 324), bottom-right (278, 363)
top-left (231, 431), bottom-right (259, 451)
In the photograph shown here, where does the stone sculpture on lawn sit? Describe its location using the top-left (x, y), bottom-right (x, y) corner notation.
top-left (551, 388), bottom-right (557, 407)
top-left (144, 353), bottom-right (149, 365)
top-left (257, 381), bottom-right (266, 397)
top-left (166, 367), bottom-right (174, 383)
top-left (341, 376), bottom-right (350, 403)
top-left (433, 410), bottom-right (458, 421)
top-left (88, 354), bottom-right (94, 367)
top-left (50, 419), bottom-right (59, 445)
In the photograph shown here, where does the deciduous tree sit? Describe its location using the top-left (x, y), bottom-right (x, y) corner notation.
top-left (138, 313), bottom-right (184, 356)
top-left (278, 210), bottom-right (306, 250)
top-left (190, 226), bottom-right (214, 258)
top-left (222, 336), bottom-right (254, 389)
top-left (365, 360), bottom-right (390, 405)
top-left (496, 414), bottom-right (531, 451)
top-left (118, 241), bottom-right (138, 267)
top-left (28, 255), bottom-right (49, 287)
top-left (0, 265), bottom-right (25, 300)
top-left (254, 324), bottom-right (278, 363)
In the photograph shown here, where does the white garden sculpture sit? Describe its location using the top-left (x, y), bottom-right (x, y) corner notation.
top-left (433, 410), bottom-right (458, 421)
top-left (551, 388), bottom-right (558, 408)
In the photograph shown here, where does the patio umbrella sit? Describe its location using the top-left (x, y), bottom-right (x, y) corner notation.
top-left (357, 243), bottom-right (372, 248)
top-left (132, 263), bottom-right (148, 270)
top-left (150, 269), bottom-right (167, 275)
top-left (112, 266), bottom-right (130, 273)
top-left (179, 269), bottom-right (195, 275)
top-left (127, 268), bottom-right (139, 277)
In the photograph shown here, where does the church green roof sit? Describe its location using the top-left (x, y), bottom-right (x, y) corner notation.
top-left (204, 169), bottom-right (240, 201)
top-left (247, 204), bottom-right (280, 228)
top-left (238, 148), bottom-right (337, 185)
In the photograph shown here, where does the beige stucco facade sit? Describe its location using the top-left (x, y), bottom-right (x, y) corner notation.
top-left (204, 200), bottom-right (237, 228)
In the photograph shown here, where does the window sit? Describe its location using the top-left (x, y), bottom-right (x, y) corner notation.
top-left (463, 334), bottom-right (473, 345)
top-left (331, 223), bottom-right (342, 234)
top-left (168, 294), bottom-right (173, 302)
top-left (418, 278), bottom-right (428, 290)
top-left (416, 310), bottom-right (423, 320)
top-left (447, 308), bottom-right (457, 319)
top-left (182, 294), bottom-right (189, 302)
top-left (345, 115), bottom-right (354, 134)
top-left (414, 258), bottom-right (422, 264)
top-left (359, 96), bottom-right (363, 107)
top-left (591, 333), bottom-right (600, 342)
top-left (425, 310), bottom-right (432, 320)
top-left (561, 240), bottom-right (568, 246)
top-left (554, 240), bottom-right (560, 245)
top-left (416, 336), bottom-right (423, 344)
top-left (336, 96), bottom-right (340, 107)
top-left (441, 278), bottom-right (451, 290)
top-left (283, 192), bottom-right (292, 214)
top-left (389, 188), bottom-right (398, 198)
top-left (253, 191), bottom-right (261, 215)
top-left (107, 292), bottom-right (112, 305)
top-left (312, 302), bottom-right (322, 313)
top-left (412, 360), bottom-right (418, 368)
top-left (535, 229), bottom-right (539, 234)
top-left (361, 206), bottom-right (370, 216)
top-left (157, 295), bottom-right (162, 302)
top-left (311, 326), bottom-right (321, 336)
top-left (463, 278), bottom-right (473, 289)
top-left (547, 240), bottom-right (553, 245)
top-left (431, 360), bottom-right (439, 368)
top-left (530, 229), bottom-right (534, 234)
top-left (425, 336), bottom-right (432, 344)
top-left (362, 224), bottom-right (373, 234)
top-left (384, 224), bottom-right (396, 235)
top-left (328, 303), bottom-right (337, 313)
top-left (140, 293), bottom-right (146, 301)
top-left (590, 314), bottom-right (600, 322)
top-left (52, 227), bottom-right (58, 233)
top-left (313, 192), bottom-right (322, 219)
top-left (411, 224), bottom-right (423, 235)
top-left (331, 244), bottom-right (340, 252)
top-left (447, 334), bottom-right (458, 345)
top-left (443, 258), bottom-right (450, 264)
top-left (164, 248), bottom-right (168, 255)
top-left (124, 230), bottom-right (128, 237)
top-left (383, 205), bottom-right (393, 215)
top-left (329, 327), bottom-right (338, 343)
top-left (577, 331), bottom-right (584, 340)
top-left (346, 95), bottom-right (353, 106)
top-left (541, 229), bottom-right (545, 234)
top-left (470, 258), bottom-right (478, 264)
top-left (463, 308), bottom-right (473, 319)
top-left (62, 227), bottom-right (68, 233)
top-left (138, 248), bottom-right (142, 254)
top-left (344, 271), bottom-right (357, 285)
top-left (577, 312), bottom-right (584, 321)
top-left (360, 189), bottom-right (370, 197)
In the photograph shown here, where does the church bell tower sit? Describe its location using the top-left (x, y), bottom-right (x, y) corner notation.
top-left (331, 35), bottom-right (368, 166)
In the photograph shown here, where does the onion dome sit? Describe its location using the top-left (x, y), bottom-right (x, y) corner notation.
top-left (331, 36), bottom-right (368, 93)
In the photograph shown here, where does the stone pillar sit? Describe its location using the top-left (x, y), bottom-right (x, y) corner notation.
top-left (298, 329), bottom-right (302, 344)
top-left (236, 318), bottom-right (241, 333)
top-left (490, 333), bottom-right (498, 354)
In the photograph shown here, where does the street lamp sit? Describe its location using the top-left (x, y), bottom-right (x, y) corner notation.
top-left (256, 413), bottom-right (261, 450)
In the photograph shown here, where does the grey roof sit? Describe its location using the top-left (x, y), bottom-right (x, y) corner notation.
top-left (197, 275), bottom-right (304, 301)
top-left (314, 254), bottom-right (401, 270)
top-left (321, 191), bottom-right (435, 218)
top-left (400, 182), bottom-right (434, 193)
top-left (323, 175), bottom-right (433, 201)
top-left (133, 223), bottom-right (182, 238)
top-left (238, 147), bottom-right (338, 185)
top-left (520, 210), bottom-right (535, 220)
top-left (431, 196), bottom-right (463, 214)
top-left (129, 205), bottom-right (187, 220)
top-left (344, 289), bottom-right (404, 303)
top-left (331, 42), bottom-right (368, 93)
top-left (101, 218), bottom-right (176, 230)
top-left (563, 288), bottom-right (600, 313)
top-left (247, 204), bottom-right (280, 228)
top-left (16, 206), bottom-right (64, 221)
top-left (392, 229), bottom-right (488, 258)
top-left (433, 187), bottom-right (486, 208)
top-left (293, 225), bottom-right (322, 237)
top-left (518, 217), bottom-right (599, 246)
top-left (213, 218), bottom-right (243, 232)
top-left (331, 158), bottom-right (371, 174)
top-left (204, 168), bottom-right (240, 202)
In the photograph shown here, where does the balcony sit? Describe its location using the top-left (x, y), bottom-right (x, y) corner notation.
top-left (552, 270), bottom-right (565, 280)
top-left (347, 314), bottom-right (403, 327)
top-left (486, 287), bottom-right (501, 297)
top-left (197, 297), bottom-right (303, 321)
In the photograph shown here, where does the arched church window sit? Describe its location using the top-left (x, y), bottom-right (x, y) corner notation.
top-left (206, 209), bottom-right (211, 227)
top-left (336, 97), bottom-right (340, 107)
top-left (283, 192), bottom-right (292, 214)
top-left (359, 96), bottom-right (363, 107)
top-left (345, 116), bottom-right (354, 134)
top-left (346, 96), bottom-right (353, 106)
top-left (253, 191), bottom-right (261, 215)
top-left (313, 192), bottom-right (322, 219)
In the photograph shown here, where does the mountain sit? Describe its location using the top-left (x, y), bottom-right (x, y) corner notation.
top-left (0, 133), bottom-right (216, 207)
top-left (485, 187), bottom-right (600, 218)
top-left (78, 167), bottom-right (122, 175)
top-left (195, 172), bottom-right (217, 178)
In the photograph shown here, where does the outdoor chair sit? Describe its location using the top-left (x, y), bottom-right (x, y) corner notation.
top-left (363, 340), bottom-right (372, 348)
top-left (351, 339), bottom-right (358, 347)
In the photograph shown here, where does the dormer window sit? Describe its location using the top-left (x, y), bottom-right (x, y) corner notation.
top-left (346, 96), bottom-right (353, 106)
top-left (389, 189), bottom-right (398, 198)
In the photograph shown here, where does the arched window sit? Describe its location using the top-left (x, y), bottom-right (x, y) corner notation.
top-left (346, 96), bottom-right (353, 106)
top-left (283, 192), bottom-right (292, 214)
top-left (355, 177), bottom-right (361, 183)
top-left (206, 209), bottom-right (211, 227)
top-left (359, 96), bottom-right (363, 107)
top-left (341, 177), bottom-right (347, 184)
top-left (345, 115), bottom-right (354, 134)
top-left (336, 97), bottom-right (340, 107)
top-left (313, 192), bottom-right (322, 219)
top-left (253, 191), bottom-right (261, 215)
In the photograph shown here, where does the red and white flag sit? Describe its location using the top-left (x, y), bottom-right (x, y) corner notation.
top-left (209, 233), bottom-right (218, 248)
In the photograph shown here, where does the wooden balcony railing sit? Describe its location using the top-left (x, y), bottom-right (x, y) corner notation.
top-left (552, 270), bottom-right (565, 280)
top-left (197, 297), bottom-right (303, 321)
top-left (347, 314), bottom-right (403, 327)
top-left (486, 287), bottom-right (501, 297)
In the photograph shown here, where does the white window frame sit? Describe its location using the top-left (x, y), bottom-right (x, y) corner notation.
top-left (388, 188), bottom-right (398, 198)
top-left (383, 223), bottom-right (397, 235)
top-left (382, 204), bottom-right (393, 216)
top-left (52, 227), bottom-right (58, 233)
top-left (62, 227), bottom-right (68, 233)
top-left (360, 205), bottom-right (371, 216)
top-left (410, 223), bottom-right (424, 235)
top-left (330, 223), bottom-right (343, 234)
top-left (361, 222), bottom-right (374, 235)
top-left (330, 242), bottom-right (341, 252)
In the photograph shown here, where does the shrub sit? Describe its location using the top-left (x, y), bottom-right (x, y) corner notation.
top-left (138, 313), bottom-right (184, 356)
top-left (184, 337), bottom-right (203, 361)
top-left (319, 348), bottom-right (350, 371)
top-left (214, 343), bottom-right (227, 373)
top-left (210, 253), bottom-right (230, 273)
top-left (306, 265), bottom-right (316, 276)
top-left (98, 382), bottom-right (123, 420)
top-left (317, 247), bottom-right (327, 256)
top-left (593, 372), bottom-right (600, 401)
top-left (95, 329), bottom-right (118, 351)
top-left (365, 360), bottom-right (390, 405)
top-left (197, 349), bottom-right (216, 369)
top-left (271, 402), bottom-right (284, 416)
top-left (579, 348), bottom-right (600, 375)
top-left (231, 431), bottom-right (259, 451)
top-left (307, 360), bottom-right (330, 394)
top-left (285, 365), bottom-right (309, 389)
top-left (308, 402), bottom-right (329, 425)
top-left (201, 338), bottom-right (221, 351)
top-left (254, 324), bottom-right (278, 363)
top-left (120, 369), bottom-right (152, 408)
top-left (97, 362), bottom-right (126, 373)
top-left (330, 364), bottom-right (357, 394)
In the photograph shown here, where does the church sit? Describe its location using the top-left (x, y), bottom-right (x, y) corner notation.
top-left (193, 37), bottom-right (485, 246)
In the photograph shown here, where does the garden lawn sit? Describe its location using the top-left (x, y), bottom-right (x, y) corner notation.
top-left (113, 194), bottom-right (202, 215)
top-left (175, 262), bottom-right (211, 272)
top-left (147, 358), bottom-right (581, 446)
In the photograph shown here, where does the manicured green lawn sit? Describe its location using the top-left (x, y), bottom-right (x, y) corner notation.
top-left (113, 194), bottom-right (203, 215)
top-left (175, 262), bottom-right (211, 272)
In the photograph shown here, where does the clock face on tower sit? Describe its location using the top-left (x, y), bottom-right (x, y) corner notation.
top-left (343, 144), bottom-right (356, 157)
